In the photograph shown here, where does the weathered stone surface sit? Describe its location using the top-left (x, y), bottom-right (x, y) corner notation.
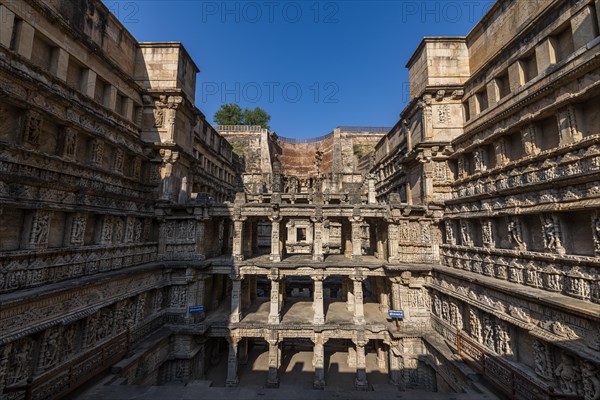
top-left (1, 0), bottom-right (599, 399)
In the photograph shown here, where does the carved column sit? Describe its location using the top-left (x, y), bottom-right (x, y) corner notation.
top-left (269, 217), bottom-right (281, 262)
top-left (522, 124), bottom-right (541, 156)
top-left (250, 275), bottom-right (257, 302)
top-left (352, 273), bottom-right (365, 325)
top-left (592, 213), bottom-right (600, 257)
top-left (232, 219), bottom-right (245, 261)
top-left (195, 219), bottom-right (207, 259)
top-left (61, 127), bottom-right (78, 160)
top-left (507, 216), bottom-right (526, 250)
top-left (66, 212), bottom-right (87, 246)
top-left (459, 220), bottom-right (474, 246)
top-left (266, 338), bottom-right (280, 388)
top-left (159, 149), bottom-right (179, 202)
top-left (268, 271), bottom-right (281, 324)
top-left (388, 344), bottom-right (403, 387)
top-left (345, 277), bottom-right (355, 312)
top-left (473, 147), bottom-right (487, 173)
top-left (444, 220), bottom-right (456, 245)
top-left (238, 338), bottom-right (249, 365)
top-left (22, 110), bottom-right (43, 146)
top-left (387, 221), bottom-right (399, 262)
top-left (354, 338), bottom-right (369, 391)
top-left (25, 210), bottom-right (52, 250)
top-left (241, 276), bottom-right (252, 310)
top-left (350, 216), bottom-right (364, 261)
top-left (225, 336), bottom-right (240, 387)
top-left (494, 138), bottom-right (508, 167)
top-left (481, 219), bottom-right (495, 248)
top-left (367, 174), bottom-right (377, 204)
top-left (556, 105), bottom-right (583, 146)
top-left (312, 334), bottom-right (326, 389)
top-left (243, 220), bottom-right (254, 258)
top-left (376, 340), bottom-right (387, 371)
top-left (230, 273), bottom-right (242, 323)
top-left (347, 343), bottom-right (357, 367)
top-left (390, 278), bottom-right (402, 311)
top-left (541, 214), bottom-right (565, 255)
top-left (312, 218), bottom-right (324, 262)
top-left (312, 273), bottom-right (325, 325)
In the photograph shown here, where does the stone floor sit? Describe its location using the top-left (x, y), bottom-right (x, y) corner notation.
top-left (78, 348), bottom-right (501, 399)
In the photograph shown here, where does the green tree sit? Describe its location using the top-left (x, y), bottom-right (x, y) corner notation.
top-left (213, 103), bottom-right (244, 126)
top-left (243, 107), bottom-right (271, 130)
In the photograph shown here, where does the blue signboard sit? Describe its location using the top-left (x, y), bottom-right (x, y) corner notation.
top-left (389, 310), bottom-right (404, 319)
top-left (189, 305), bottom-right (205, 314)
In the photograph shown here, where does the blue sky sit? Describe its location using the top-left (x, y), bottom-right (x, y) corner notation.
top-left (105, 1), bottom-right (494, 138)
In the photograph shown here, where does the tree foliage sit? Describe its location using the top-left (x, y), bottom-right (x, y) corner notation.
top-left (243, 107), bottom-right (271, 130)
top-left (213, 103), bottom-right (244, 126)
top-left (214, 104), bottom-right (271, 130)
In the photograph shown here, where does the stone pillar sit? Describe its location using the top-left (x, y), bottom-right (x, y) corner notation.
top-left (0, 5), bottom-right (15, 48)
top-left (367, 174), bottom-right (377, 204)
top-left (486, 80), bottom-right (499, 109)
top-left (556, 106), bottom-right (583, 146)
top-left (241, 276), bottom-right (252, 309)
top-left (268, 273), bottom-right (281, 324)
top-left (387, 222), bottom-right (399, 262)
top-left (376, 340), bottom-right (387, 371)
top-left (14, 21), bottom-right (35, 59)
top-left (81, 69), bottom-right (97, 98)
top-left (123, 97), bottom-right (134, 121)
top-left (350, 217), bottom-right (364, 261)
top-left (312, 335), bottom-right (326, 389)
top-left (507, 60), bottom-right (524, 92)
top-left (250, 275), bottom-right (258, 302)
top-left (312, 218), bottom-right (324, 262)
top-left (230, 274), bottom-right (242, 323)
top-left (238, 338), bottom-right (249, 365)
top-left (232, 219), bottom-right (244, 261)
top-left (270, 217), bottom-right (281, 262)
top-left (312, 274), bottom-right (325, 325)
top-left (522, 124), bottom-right (541, 156)
top-left (571, 5), bottom-right (598, 49)
top-left (354, 339), bottom-right (369, 391)
top-left (388, 345), bottom-right (403, 387)
top-left (592, 213), bottom-right (600, 257)
top-left (347, 343), bottom-right (357, 367)
top-left (596, 0), bottom-right (600, 34)
top-left (535, 37), bottom-right (556, 73)
top-left (54, 48), bottom-right (69, 81)
top-left (345, 278), bottom-right (355, 312)
top-left (266, 339), bottom-right (280, 388)
top-left (378, 278), bottom-right (390, 313)
top-left (195, 219), bottom-right (207, 259)
top-left (226, 337), bottom-right (240, 387)
top-left (390, 278), bottom-right (402, 311)
top-left (494, 138), bottom-right (508, 167)
top-left (105, 85), bottom-right (117, 111)
top-left (352, 274), bottom-right (365, 325)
